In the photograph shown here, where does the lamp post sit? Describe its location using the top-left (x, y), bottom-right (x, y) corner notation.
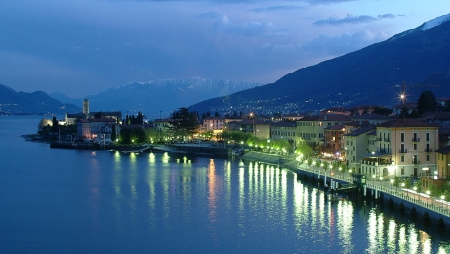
top-left (390, 179), bottom-right (394, 192)
top-left (402, 183), bottom-right (406, 196)
top-left (339, 167), bottom-right (342, 179)
top-left (441, 195), bottom-right (445, 210)
top-left (372, 174), bottom-right (376, 187)
top-left (426, 190), bottom-right (430, 206)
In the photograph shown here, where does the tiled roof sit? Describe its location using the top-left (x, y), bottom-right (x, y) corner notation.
top-left (421, 111), bottom-right (450, 121)
top-left (436, 145), bottom-right (450, 154)
top-left (325, 124), bottom-right (345, 130)
top-left (345, 126), bottom-right (375, 137)
top-left (346, 120), bottom-right (371, 127)
top-left (298, 114), bottom-right (352, 122)
top-left (353, 113), bottom-right (391, 120)
top-left (376, 118), bottom-right (440, 128)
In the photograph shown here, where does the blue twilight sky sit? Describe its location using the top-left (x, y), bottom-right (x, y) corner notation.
top-left (1, 0), bottom-right (449, 98)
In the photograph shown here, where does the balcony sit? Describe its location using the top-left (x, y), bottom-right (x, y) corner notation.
top-left (412, 137), bottom-right (420, 142)
top-left (399, 149), bottom-right (407, 153)
top-left (425, 148), bottom-right (433, 153)
top-left (413, 160), bottom-right (421, 165)
top-left (384, 138), bottom-right (390, 142)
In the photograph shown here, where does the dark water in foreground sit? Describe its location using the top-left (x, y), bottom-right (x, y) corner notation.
top-left (1, 116), bottom-right (450, 253)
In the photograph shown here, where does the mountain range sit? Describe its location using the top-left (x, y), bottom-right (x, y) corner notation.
top-left (51, 77), bottom-right (262, 118)
top-left (189, 14), bottom-right (450, 116)
top-left (0, 84), bottom-right (80, 115)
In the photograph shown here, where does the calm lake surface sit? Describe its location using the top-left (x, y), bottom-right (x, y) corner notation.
top-left (1, 116), bottom-right (450, 253)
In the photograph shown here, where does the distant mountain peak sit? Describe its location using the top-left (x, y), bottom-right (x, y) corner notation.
top-left (419, 13), bottom-right (450, 31)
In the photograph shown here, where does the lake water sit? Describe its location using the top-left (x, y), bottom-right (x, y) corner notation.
top-left (1, 116), bottom-right (450, 253)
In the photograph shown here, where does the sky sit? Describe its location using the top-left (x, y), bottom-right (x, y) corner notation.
top-left (1, 0), bottom-right (449, 98)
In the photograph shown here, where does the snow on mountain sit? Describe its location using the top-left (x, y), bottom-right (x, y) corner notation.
top-left (389, 13), bottom-right (450, 41)
top-left (420, 13), bottom-right (450, 31)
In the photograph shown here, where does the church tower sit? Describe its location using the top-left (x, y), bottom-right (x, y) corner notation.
top-left (82, 99), bottom-right (90, 117)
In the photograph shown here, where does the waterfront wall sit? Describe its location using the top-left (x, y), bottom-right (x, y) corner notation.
top-left (295, 166), bottom-right (450, 231)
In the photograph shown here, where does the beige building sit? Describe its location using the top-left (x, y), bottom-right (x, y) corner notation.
top-left (371, 119), bottom-right (439, 178)
top-left (270, 121), bottom-right (297, 143)
top-left (201, 116), bottom-right (225, 134)
top-left (344, 126), bottom-right (376, 173)
top-left (296, 114), bottom-right (352, 145)
top-left (226, 119), bottom-right (272, 139)
top-left (77, 118), bottom-right (118, 141)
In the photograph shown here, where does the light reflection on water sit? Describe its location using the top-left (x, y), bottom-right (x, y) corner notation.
top-left (3, 116), bottom-right (450, 254)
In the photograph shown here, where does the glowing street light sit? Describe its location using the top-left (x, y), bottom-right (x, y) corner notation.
top-left (390, 179), bottom-right (394, 191)
top-left (441, 195), bottom-right (445, 210)
top-left (426, 190), bottom-right (430, 206)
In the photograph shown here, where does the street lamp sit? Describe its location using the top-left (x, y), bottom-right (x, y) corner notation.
top-left (441, 195), bottom-right (445, 210)
top-left (426, 190), bottom-right (430, 206)
top-left (402, 183), bottom-right (406, 196)
top-left (390, 179), bottom-right (394, 192)
top-left (372, 174), bottom-right (376, 186)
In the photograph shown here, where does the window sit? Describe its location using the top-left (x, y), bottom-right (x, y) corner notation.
top-left (401, 155), bottom-right (404, 162)
top-left (414, 143), bottom-right (417, 150)
top-left (401, 133), bottom-right (404, 142)
top-left (427, 154), bottom-right (430, 161)
top-left (401, 167), bottom-right (404, 175)
top-left (426, 132), bottom-right (430, 141)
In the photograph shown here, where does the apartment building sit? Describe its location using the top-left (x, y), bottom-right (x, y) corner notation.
top-left (296, 114), bottom-right (352, 145)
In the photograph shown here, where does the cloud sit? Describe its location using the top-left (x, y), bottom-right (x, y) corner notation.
top-left (213, 15), bottom-right (282, 37)
top-left (378, 14), bottom-right (396, 19)
top-left (259, 29), bottom-right (389, 59)
top-left (250, 6), bottom-right (304, 13)
top-left (313, 14), bottom-right (378, 26)
top-left (313, 13), bottom-right (400, 26)
top-left (302, 29), bottom-right (388, 55)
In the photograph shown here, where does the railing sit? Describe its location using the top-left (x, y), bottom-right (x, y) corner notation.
top-left (399, 149), bottom-right (407, 153)
top-left (384, 138), bottom-right (390, 142)
top-left (413, 160), bottom-right (421, 165)
top-left (425, 148), bottom-right (433, 153)
top-left (412, 137), bottom-right (420, 142)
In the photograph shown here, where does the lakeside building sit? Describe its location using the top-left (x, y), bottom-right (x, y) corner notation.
top-left (296, 114), bottom-right (353, 145)
top-left (344, 126), bottom-right (376, 173)
top-left (201, 116), bottom-right (225, 135)
top-left (323, 124), bottom-right (346, 159)
top-left (77, 118), bottom-right (118, 141)
top-left (225, 119), bottom-right (272, 139)
top-left (270, 121), bottom-right (297, 144)
top-left (349, 118), bottom-right (440, 179)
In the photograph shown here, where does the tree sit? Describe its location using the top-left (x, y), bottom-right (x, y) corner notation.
top-left (295, 143), bottom-right (313, 157)
top-left (51, 115), bottom-right (59, 133)
top-left (398, 106), bottom-right (409, 118)
top-left (94, 112), bottom-right (103, 118)
top-left (414, 180), bottom-right (422, 194)
top-left (372, 106), bottom-right (393, 116)
top-left (404, 178), bottom-right (411, 189)
top-left (408, 109), bottom-right (421, 118)
top-left (171, 107), bottom-right (199, 139)
top-left (417, 90), bottom-right (437, 114)
top-left (429, 182), bottom-right (439, 197)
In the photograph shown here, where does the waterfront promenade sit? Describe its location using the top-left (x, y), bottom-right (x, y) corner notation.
top-left (242, 151), bottom-right (450, 220)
